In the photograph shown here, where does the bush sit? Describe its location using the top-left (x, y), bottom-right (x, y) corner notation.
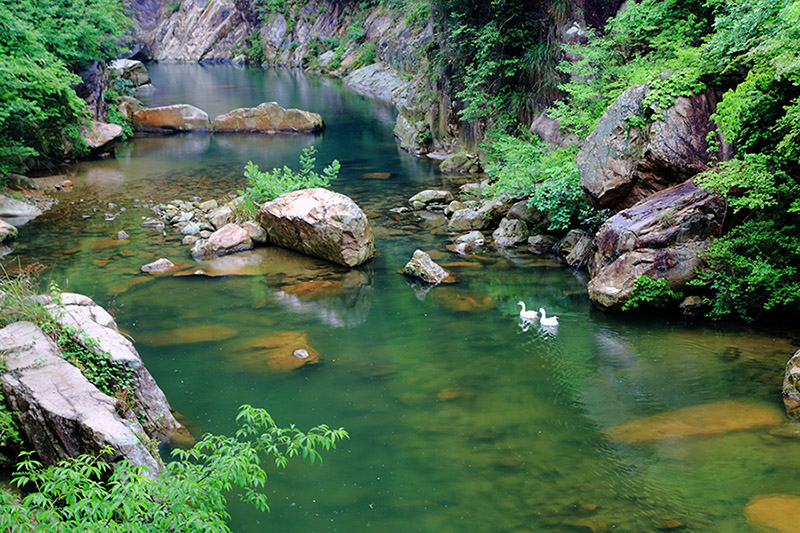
top-left (239, 147), bottom-right (340, 216)
top-left (621, 275), bottom-right (684, 312)
top-left (0, 406), bottom-right (348, 530)
top-left (482, 133), bottom-right (596, 231)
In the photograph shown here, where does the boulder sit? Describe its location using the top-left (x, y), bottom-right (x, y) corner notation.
top-left (35, 293), bottom-right (183, 441)
top-left (556, 229), bottom-right (588, 256)
top-left (0, 194), bottom-right (41, 227)
top-left (208, 197), bottom-right (243, 229)
top-left (783, 349), bottom-right (800, 420)
top-left (118, 96), bottom-right (140, 120)
top-left (0, 220), bottom-right (17, 243)
top-left (190, 223), bottom-right (253, 259)
top-left (528, 234), bottom-right (557, 254)
top-left (133, 104), bottom-right (210, 132)
top-left (402, 249), bottom-right (449, 284)
top-left (109, 59), bottom-right (151, 87)
top-left (212, 102), bottom-right (323, 133)
top-left (587, 181), bottom-right (725, 311)
top-left (394, 115), bottom-right (431, 154)
top-left (492, 218), bottom-right (529, 248)
top-left (477, 198), bottom-right (510, 225)
top-left (506, 199), bottom-right (546, 227)
top-left (440, 152), bottom-right (481, 173)
top-left (83, 121), bottom-right (123, 155)
top-left (5, 174), bottom-right (40, 191)
top-left (256, 188), bottom-right (376, 267)
top-left (343, 63), bottom-right (408, 104)
top-left (141, 258), bottom-right (176, 273)
top-left (409, 189), bottom-right (453, 209)
top-left (0, 321), bottom-right (162, 473)
top-left (577, 85), bottom-right (721, 211)
top-left (318, 50), bottom-right (338, 68)
top-left (448, 208), bottom-right (489, 232)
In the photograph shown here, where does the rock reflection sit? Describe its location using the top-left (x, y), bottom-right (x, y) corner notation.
top-left (272, 269), bottom-right (373, 328)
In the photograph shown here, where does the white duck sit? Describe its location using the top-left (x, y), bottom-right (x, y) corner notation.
top-left (539, 308), bottom-right (559, 327)
top-left (517, 301), bottom-right (538, 321)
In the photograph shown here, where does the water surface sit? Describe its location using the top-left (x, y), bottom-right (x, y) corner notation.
top-left (6, 64), bottom-right (800, 532)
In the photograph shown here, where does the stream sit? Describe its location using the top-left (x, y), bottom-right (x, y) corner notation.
top-left (5, 64), bottom-right (800, 531)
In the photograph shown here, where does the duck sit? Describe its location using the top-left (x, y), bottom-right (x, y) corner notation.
top-left (517, 301), bottom-right (538, 321)
top-left (539, 308), bottom-right (559, 327)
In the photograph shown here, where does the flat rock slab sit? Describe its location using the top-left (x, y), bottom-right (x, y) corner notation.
top-left (0, 322), bottom-right (161, 472)
top-left (605, 400), bottom-right (783, 443)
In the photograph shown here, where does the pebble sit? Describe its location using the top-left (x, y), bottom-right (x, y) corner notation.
top-left (117, 230), bottom-right (129, 240)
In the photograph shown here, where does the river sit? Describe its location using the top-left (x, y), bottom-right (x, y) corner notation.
top-left (6, 64), bottom-right (800, 531)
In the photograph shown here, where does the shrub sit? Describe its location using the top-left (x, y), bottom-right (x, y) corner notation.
top-left (0, 406), bottom-right (348, 530)
top-left (482, 133), bottom-right (595, 231)
top-left (621, 275), bottom-right (684, 312)
top-left (239, 147), bottom-right (340, 216)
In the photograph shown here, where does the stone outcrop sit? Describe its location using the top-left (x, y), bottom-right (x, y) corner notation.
top-left (35, 292), bottom-right (183, 440)
top-left (0, 195), bottom-right (41, 227)
top-left (577, 85), bottom-right (723, 211)
top-left (587, 180), bottom-right (725, 311)
top-left (144, 0), bottom-right (250, 62)
top-left (211, 102), bottom-right (324, 133)
top-left (0, 321), bottom-right (162, 473)
top-left (74, 61), bottom-right (109, 121)
top-left (257, 188), bottom-right (376, 267)
top-left (402, 249), bottom-right (449, 284)
top-left (344, 64), bottom-right (410, 104)
top-left (783, 349), bottom-right (800, 419)
top-left (133, 104), bottom-right (210, 132)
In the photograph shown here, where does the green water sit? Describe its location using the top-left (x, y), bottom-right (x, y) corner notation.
top-left (6, 64), bottom-right (800, 531)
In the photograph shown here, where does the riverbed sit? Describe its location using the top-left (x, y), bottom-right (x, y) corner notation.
top-left (6, 64), bottom-right (800, 531)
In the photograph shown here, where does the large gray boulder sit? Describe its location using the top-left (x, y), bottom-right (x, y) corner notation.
top-left (587, 181), bottom-right (725, 311)
top-left (83, 120), bottom-right (124, 155)
top-left (256, 188), bottom-right (376, 267)
top-left (577, 85), bottom-right (721, 211)
top-left (492, 218), bottom-right (529, 248)
top-left (0, 321), bottom-right (162, 473)
top-left (35, 293), bottom-right (183, 441)
top-left (448, 208), bottom-right (490, 232)
top-left (0, 195), bottom-right (41, 220)
top-left (133, 104), bottom-right (210, 132)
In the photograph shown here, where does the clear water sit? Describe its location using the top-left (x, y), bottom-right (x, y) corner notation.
top-left (6, 64), bottom-right (800, 531)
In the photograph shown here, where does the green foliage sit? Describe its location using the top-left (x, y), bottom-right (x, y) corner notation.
top-left (695, 154), bottom-right (794, 212)
top-left (351, 43), bottom-right (377, 70)
top-left (165, 0), bottom-right (181, 15)
top-left (1, 406), bottom-right (348, 530)
top-left (0, 276), bottom-right (134, 400)
top-left (621, 275), bottom-right (684, 312)
top-left (0, 0), bottom-right (131, 175)
top-left (239, 147), bottom-right (340, 216)
top-left (549, 0), bottom-right (716, 137)
top-left (691, 218), bottom-right (800, 320)
top-left (483, 133), bottom-right (596, 231)
top-left (0, 389), bottom-right (22, 449)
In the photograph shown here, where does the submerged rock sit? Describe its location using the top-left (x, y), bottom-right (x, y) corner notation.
top-left (234, 331), bottom-right (320, 372)
top-left (140, 325), bottom-right (238, 346)
top-left (212, 102), bottom-right (323, 133)
top-left (402, 249), bottom-right (449, 284)
top-left (257, 188), bottom-right (376, 267)
top-left (744, 494), bottom-right (800, 533)
top-left (605, 400), bottom-right (783, 443)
